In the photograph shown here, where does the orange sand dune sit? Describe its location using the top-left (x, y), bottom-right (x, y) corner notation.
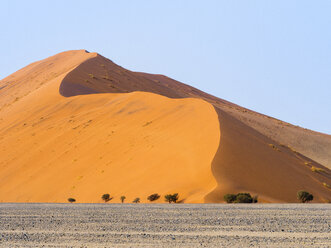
top-left (54, 52), bottom-right (331, 169)
top-left (0, 50), bottom-right (330, 203)
top-left (138, 74), bottom-right (331, 170)
top-left (0, 51), bottom-right (219, 203)
top-left (207, 109), bottom-right (331, 202)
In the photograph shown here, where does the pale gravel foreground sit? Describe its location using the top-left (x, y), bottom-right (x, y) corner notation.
top-left (0, 204), bottom-right (330, 247)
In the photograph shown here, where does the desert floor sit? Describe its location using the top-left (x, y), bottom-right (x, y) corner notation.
top-left (0, 203), bottom-right (330, 247)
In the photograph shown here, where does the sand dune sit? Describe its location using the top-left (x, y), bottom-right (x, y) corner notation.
top-left (137, 74), bottom-right (331, 170)
top-left (56, 52), bottom-right (331, 169)
top-left (207, 109), bottom-right (331, 202)
top-left (0, 50), bottom-right (330, 203)
top-left (0, 51), bottom-right (219, 203)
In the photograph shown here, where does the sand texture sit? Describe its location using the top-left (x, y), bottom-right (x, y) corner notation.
top-left (0, 50), bottom-right (330, 203)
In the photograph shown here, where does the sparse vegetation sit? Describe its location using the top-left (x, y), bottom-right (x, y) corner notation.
top-left (224, 193), bottom-right (257, 203)
top-left (88, 73), bottom-right (95, 79)
top-left (297, 190), bottom-right (313, 203)
top-left (101, 193), bottom-right (112, 202)
top-left (235, 193), bottom-right (255, 203)
top-left (133, 197), bottom-right (140, 203)
top-left (224, 194), bottom-right (237, 203)
top-left (147, 193), bottom-right (160, 202)
top-left (68, 198), bottom-right (76, 203)
top-left (311, 166), bottom-right (326, 173)
top-left (164, 193), bottom-right (179, 203)
top-left (120, 196), bottom-right (126, 203)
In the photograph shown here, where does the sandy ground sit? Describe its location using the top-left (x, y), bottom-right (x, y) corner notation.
top-left (0, 204), bottom-right (330, 247)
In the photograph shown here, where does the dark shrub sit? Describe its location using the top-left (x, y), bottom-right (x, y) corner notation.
top-left (102, 194), bottom-right (112, 202)
top-left (224, 194), bottom-right (237, 203)
top-left (68, 198), bottom-right (76, 203)
top-left (297, 191), bottom-right (313, 203)
top-left (165, 193), bottom-right (179, 203)
top-left (120, 196), bottom-right (126, 203)
top-left (165, 194), bottom-right (172, 203)
top-left (133, 197), bottom-right (140, 203)
top-left (147, 193), bottom-right (161, 202)
top-left (234, 193), bottom-right (253, 203)
top-left (224, 193), bottom-right (256, 203)
top-left (171, 193), bottom-right (179, 203)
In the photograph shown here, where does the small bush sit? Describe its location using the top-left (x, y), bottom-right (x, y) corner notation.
top-left (101, 193), bottom-right (112, 203)
top-left (68, 198), bottom-right (76, 203)
top-left (164, 194), bottom-right (172, 203)
top-left (133, 197), bottom-right (140, 203)
top-left (164, 193), bottom-right (179, 203)
top-left (147, 193), bottom-right (160, 202)
top-left (120, 196), bottom-right (126, 203)
top-left (172, 193), bottom-right (179, 203)
top-left (224, 193), bottom-right (257, 203)
top-left (224, 194), bottom-right (236, 203)
top-left (297, 190), bottom-right (313, 203)
top-left (234, 193), bottom-right (253, 203)
top-left (88, 73), bottom-right (95, 79)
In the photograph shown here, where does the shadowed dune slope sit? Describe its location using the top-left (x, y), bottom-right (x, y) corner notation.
top-left (206, 109), bottom-right (331, 203)
top-left (0, 50), bottom-right (330, 203)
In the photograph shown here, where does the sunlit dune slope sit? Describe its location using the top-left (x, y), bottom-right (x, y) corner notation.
top-left (0, 50), bottom-right (96, 110)
top-left (0, 49), bottom-right (330, 203)
top-left (0, 92), bottom-right (219, 202)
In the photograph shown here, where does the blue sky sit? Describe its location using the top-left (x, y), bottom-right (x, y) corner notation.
top-left (1, 1), bottom-right (330, 134)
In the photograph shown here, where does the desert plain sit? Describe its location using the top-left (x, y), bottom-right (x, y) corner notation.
top-left (1, 203), bottom-right (330, 247)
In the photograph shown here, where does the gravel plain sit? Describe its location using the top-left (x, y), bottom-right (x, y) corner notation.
top-left (0, 203), bottom-right (330, 247)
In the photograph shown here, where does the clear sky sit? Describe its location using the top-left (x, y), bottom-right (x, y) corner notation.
top-left (1, 1), bottom-right (330, 134)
